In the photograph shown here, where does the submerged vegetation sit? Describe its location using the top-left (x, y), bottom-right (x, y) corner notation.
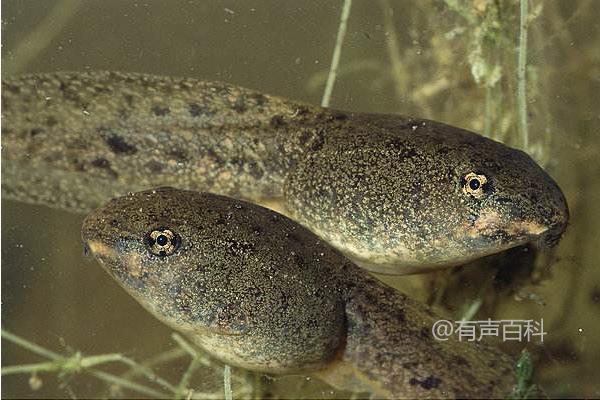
top-left (2, 0), bottom-right (598, 398)
top-left (1, 329), bottom-right (256, 399)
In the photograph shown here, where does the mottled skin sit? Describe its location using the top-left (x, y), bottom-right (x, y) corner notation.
top-left (82, 188), bottom-right (517, 398)
top-left (2, 71), bottom-right (569, 273)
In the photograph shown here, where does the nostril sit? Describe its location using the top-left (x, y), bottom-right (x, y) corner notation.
top-left (82, 242), bottom-right (92, 258)
top-left (542, 218), bottom-right (568, 248)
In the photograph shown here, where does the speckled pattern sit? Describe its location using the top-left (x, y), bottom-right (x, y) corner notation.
top-left (82, 188), bottom-right (518, 398)
top-left (284, 112), bottom-right (569, 272)
top-left (2, 71), bottom-right (569, 273)
top-left (1, 71), bottom-right (325, 210)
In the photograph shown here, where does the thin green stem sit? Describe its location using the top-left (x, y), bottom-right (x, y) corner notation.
top-left (1, 329), bottom-right (172, 398)
top-left (80, 353), bottom-right (127, 368)
top-left (321, 0), bottom-right (353, 108)
top-left (173, 358), bottom-right (202, 399)
top-left (517, 0), bottom-right (529, 150)
top-left (171, 333), bottom-right (198, 359)
top-left (1, 329), bottom-right (61, 360)
top-left (484, 85), bottom-right (493, 138)
top-left (1, 361), bottom-right (61, 376)
top-left (224, 365), bottom-right (233, 400)
top-left (108, 354), bottom-right (178, 393)
top-left (120, 347), bottom-right (186, 381)
top-left (4, 0), bottom-right (82, 75)
top-left (379, 0), bottom-right (407, 102)
top-left (460, 298), bottom-right (483, 321)
top-left (89, 370), bottom-right (168, 398)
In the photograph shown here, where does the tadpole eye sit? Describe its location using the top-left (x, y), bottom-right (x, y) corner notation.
top-left (463, 172), bottom-right (488, 199)
top-left (146, 228), bottom-right (180, 256)
top-left (156, 234), bottom-right (169, 246)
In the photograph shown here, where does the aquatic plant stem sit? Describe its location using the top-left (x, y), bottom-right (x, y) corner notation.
top-left (87, 370), bottom-right (167, 397)
top-left (4, 0), bottom-right (82, 75)
top-left (119, 347), bottom-right (187, 383)
top-left (460, 298), bottom-right (483, 321)
top-left (484, 85), bottom-right (493, 138)
top-left (224, 365), bottom-right (233, 400)
top-left (517, 0), bottom-right (530, 151)
top-left (379, 0), bottom-right (407, 101)
top-left (170, 333), bottom-right (254, 399)
top-left (1, 329), bottom-right (61, 359)
top-left (1, 329), bottom-right (172, 398)
top-left (321, 0), bottom-right (353, 108)
top-left (174, 358), bottom-right (202, 399)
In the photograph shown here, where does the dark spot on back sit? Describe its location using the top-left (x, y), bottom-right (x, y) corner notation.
top-left (409, 376), bottom-right (442, 390)
top-left (309, 129), bottom-right (326, 152)
top-left (90, 157), bottom-right (118, 179)
top-left (247, 161), bottom-right (264, 180)
top-left (270, 115), bottom-right (286, 128)
top-left (151, 105), bottom-right (170, 116)
top-left (105, 134), bottom-right (137, 154)
top-left (453, 355), bottom-right (469, 366)
top-left (188, 102), bottom-right (213, 117)
top-left (168, 148), bottom-right (188, 162)
top-left (232, 96), bottom-right (247, 113)
top-left (330, 111), bottom-right (348, 121)
top-left (30, 128), bottom-right (45, 137)
top-left (91, 158), bottom-right (110, 168)
top-left (146, 160), bottom-right (165, 173)
top-left (299, 131), bottom-right (311, 146)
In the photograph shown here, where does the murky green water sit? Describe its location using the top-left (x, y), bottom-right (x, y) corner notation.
top-left (2, 1), bottom-right (599, 398)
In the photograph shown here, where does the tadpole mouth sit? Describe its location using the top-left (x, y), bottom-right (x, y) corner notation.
top-left (539, 221), bottom-right (568, 248)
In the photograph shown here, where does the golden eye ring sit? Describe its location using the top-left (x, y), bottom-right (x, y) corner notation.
top-left (463, 172), bottom-right (487, 198)
top-left (147, 228), bottom-right (180, 256)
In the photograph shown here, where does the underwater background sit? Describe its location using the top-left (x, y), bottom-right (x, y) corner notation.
top-left (2, 0), bottom-right (599, 398)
